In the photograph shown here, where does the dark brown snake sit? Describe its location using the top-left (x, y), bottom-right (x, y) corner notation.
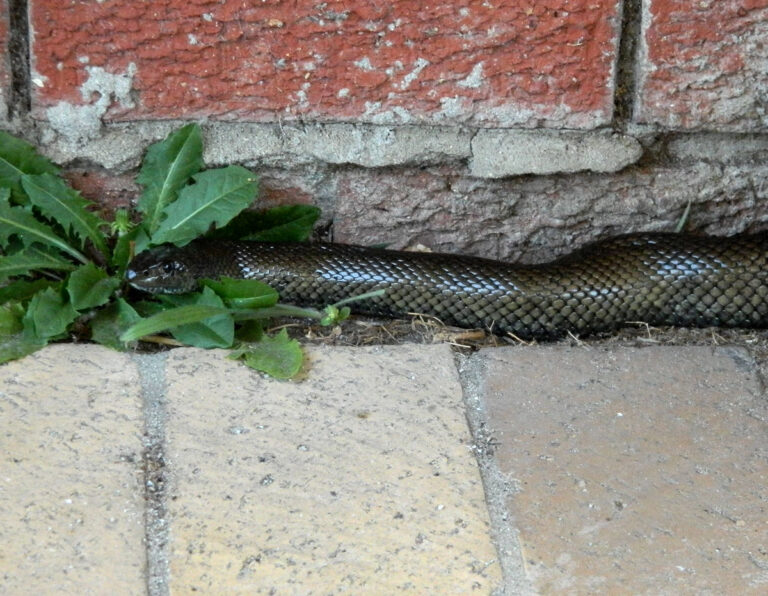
top-left (126, 233), bottom-right (768, 339)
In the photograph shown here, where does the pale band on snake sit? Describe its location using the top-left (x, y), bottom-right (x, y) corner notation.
top-left (126, 232), bottom-right (768, 340)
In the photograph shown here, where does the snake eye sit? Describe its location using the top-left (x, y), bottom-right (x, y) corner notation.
top-left (162, 262), bottom-right (175, 274)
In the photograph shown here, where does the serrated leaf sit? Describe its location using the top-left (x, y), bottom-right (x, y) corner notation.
top-left (202, 277), bottom-right (279, 309)
top-left (0, 131), bottom-right (60, 204)
top-left (207, 205), bottom-right (320, 242)
top-left (160, 286), bottom-right (234, 348)
top-left (0, 302), bottom-right (24, 336)
top-left (244, 205), bottom-right (320, 242)
top-left (137, 123), bottom-right (204, 234)
top-left (90, 299), bottom-right (141, 350)
top-left (151, 165), bottom-right (258, 246)
top-left (131, 299), bottom-right (166, 318)
top-left (0, 279), bottom-right (60, 304)
top-left (112, 225), bottom-right (149, 276)
top-left (0, 329), bottom-right (46, 364)
top-left (24, 287), bottom-right (78, 340)
top-left (119, 304), bottom-right (231, 342)
top-left (229, 329), bottom-right (303, 378)
top-left (66, 262), bottom-right (120, 310)
top-left (0, 200), bottom-right (87, 263)
top-left (22, 173), bottom-right (110, 257)
top-left (235, 320), bottom-right (264, 342)
top-left (0, 244), bottom-right (77, 282)
top-left (110, 208), bottom-right (132, 235)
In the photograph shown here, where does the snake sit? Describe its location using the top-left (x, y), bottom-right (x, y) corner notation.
top-left (125, 233), bottom-right (768, 339)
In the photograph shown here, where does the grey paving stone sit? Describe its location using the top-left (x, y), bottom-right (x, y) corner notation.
top-left (474, 345), bottom-right (768, 594)
top-left (0, 345), bottom-right (146, 595)
top-left (162, 345), bottom-right (501, 594)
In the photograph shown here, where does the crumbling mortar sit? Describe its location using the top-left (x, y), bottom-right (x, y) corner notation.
top-left (7, 0), bottom-right (31, 118)
top-left (613, 0), bottom-right (642, 128)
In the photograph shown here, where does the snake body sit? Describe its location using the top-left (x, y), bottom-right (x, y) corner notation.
top-left (126, 233), bottom-right (768, 339)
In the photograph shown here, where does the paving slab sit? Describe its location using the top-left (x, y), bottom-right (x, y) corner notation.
top-left (162, 344), bottom-right (500, 593)
top-left (0, 344), bottom-right (146, 595)
top-left (473, 345), bottom-right (768, 594)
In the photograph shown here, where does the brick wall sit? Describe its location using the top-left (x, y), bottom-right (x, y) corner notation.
top-left (2, 0), bottom-right (768, 260)
top-left (637, 0), bottom-right (768, 130)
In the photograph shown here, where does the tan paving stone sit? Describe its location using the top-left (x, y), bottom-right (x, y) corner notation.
top-left (0, 344), bottom-right (146, 595)
top-left (479, 345), bottom-right (768, 594)
top-left (163, 345), bottom-right (500, 594)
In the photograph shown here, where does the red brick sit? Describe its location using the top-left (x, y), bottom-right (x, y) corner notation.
top-left (63, 168), bottom-right (139, 218)
top-left (30, 0), bottom-right (621, 128)
top-left (637, 0), bottom-right (768, 130)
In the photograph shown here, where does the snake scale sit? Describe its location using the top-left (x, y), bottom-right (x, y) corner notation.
top-left (126, 233), bottom-right (768, 339)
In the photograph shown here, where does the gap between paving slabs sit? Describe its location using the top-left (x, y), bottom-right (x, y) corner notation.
top-left (128, 343), bottom-right (506, 593)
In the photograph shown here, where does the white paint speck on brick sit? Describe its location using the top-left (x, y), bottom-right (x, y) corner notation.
top-left (436, 96), bottom-right (465, 120)
top-left (457, 62), bottom-right (484, 88)
top-left (354, 57), bottom-right (374, 71)
top-left (399, 58), bottom-right (430, 90)
top-left (45, 63), bottom-right (137, 143)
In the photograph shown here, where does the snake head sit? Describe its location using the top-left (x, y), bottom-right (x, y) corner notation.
top-left (126, 245), bottom-right (198, 294)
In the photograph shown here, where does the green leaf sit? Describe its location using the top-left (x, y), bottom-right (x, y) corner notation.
top-left (131, 299), bottom-right (166, 318)
top-left (207, 205), bottom-right (320, 242)
top-left (0, 131), bottom-right (60, 204)
top-left (111, 225), bottom-right (149, 276)
top-left (0, 329), bottom-right (46, 364)
top-left (119, 304), bottom-right (231, 342)
top-left (24, 287), bottom-right (78, 340)
top-left (244, 205), bottom-right (320, 242)
top-left (22, 173), bottom-right (110, 257)
top-left (235, 320), bottom-right (264, 342)
top-left (137, 123), bottom-right (204, 234)
top-left (66, 262), bottom-right (120, 310)
top-left (229, 329), bottom-right (303, 378)
top-left (0, 279), bottom-right (60, 304)
top-left (0, 244), bottom-right (77, 282)
top-left (202, 277), bottom-right (279, 309)
top-left (230, 303), bottom-right (328, 322)
top-left (151, 165), bottom-right (258, 246)
top-left (0, 200), bottom-right (87, 263)
top-left (0, 302), bottom-right (24, 336)
top-left (159, 286), bottom-right (234, 348)
top-left (109, 208), bottom-right (132, 236)
top-left (90, 299), bottom-right (141, 350)
top-left (319, 305), bottom-right (351, 326)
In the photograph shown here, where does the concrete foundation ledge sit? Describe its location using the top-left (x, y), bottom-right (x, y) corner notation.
top-left (36, 120), bottom-right (642, 177)
top-left (469, 129), bottom-right (643, 177)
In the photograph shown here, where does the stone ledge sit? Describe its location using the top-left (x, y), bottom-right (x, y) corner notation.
top-left (667, 133), bottom-right (768, 164)
top-left (469, 130), bottom-right (643, 177)
top-left (34, 120), bottom-right (643, 177)
top-left (203, 122), bottom-right (472, 168)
